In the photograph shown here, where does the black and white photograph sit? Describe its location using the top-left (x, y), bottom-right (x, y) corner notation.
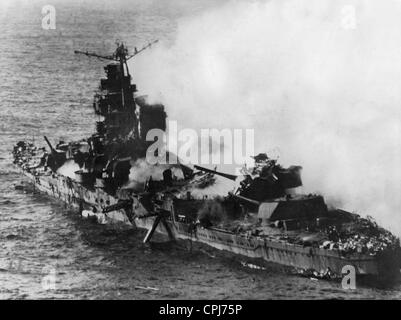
top-left (1, 0), bottom-right (401, 304)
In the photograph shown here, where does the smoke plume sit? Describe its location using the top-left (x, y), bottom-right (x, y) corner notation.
top-left (126, 158), bottom-right (184, 189)
top-left (131, 0), bottom-right (401, 235)
top-left (57, 160), bottom-right (80, 179)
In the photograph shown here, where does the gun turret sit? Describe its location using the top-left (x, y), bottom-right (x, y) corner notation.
top-left (43, 136), bottom-right (66, 171)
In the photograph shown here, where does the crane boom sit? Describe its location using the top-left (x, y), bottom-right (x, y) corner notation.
top-left (127, 40), bottom-right (159, 60)
top-left (74, 50), bottom-right (116, 61)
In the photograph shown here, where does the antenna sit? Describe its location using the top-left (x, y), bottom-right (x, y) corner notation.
top-left (74, 39), bottom-right (159, 63)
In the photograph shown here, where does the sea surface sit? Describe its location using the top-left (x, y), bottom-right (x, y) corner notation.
top-left (0, 0), bottom-right (400, 299)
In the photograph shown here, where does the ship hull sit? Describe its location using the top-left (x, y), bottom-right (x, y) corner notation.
top-left (18, 168), bottom-right (401, 282)
top-left (135, 216), bottom-right (400, 281)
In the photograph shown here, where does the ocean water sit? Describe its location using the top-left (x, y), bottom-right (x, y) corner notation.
top-left (0, 0), bottom-right (400, 299)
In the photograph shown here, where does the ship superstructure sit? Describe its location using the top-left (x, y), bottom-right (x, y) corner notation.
top-left (42, 42), bottom-right (167, 194)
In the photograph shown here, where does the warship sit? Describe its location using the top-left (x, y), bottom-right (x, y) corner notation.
top-left (12, 42), bottom-right (401, 283)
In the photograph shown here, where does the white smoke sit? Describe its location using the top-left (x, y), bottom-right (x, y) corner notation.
top-left (126, 158), bottom-right (184, 189)
top-left (57, 160), bottom-right (80, 179)
top-left (131, 0), bottom-right (401, 235)
top-left (187, 176), bottom-right (236, 200)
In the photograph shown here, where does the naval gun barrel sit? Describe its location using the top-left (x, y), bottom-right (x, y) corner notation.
top-left (102, 199), bottom-right (133, 213)
top-left (44, 136), bottom-right (56, 153)
top-left (230, 193), bottom-right (261, 206)
top-left (194, 165), bottom-right (238, 181)
top-left (43, 136), bottom-right (67, 170)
